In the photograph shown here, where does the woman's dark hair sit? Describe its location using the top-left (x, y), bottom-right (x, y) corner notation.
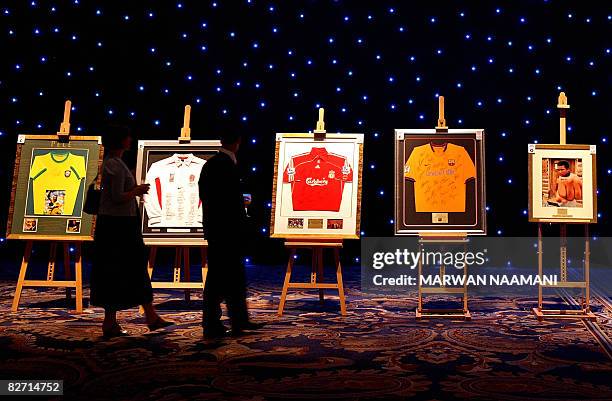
top-left (103, 125), bottom-right (132, 151)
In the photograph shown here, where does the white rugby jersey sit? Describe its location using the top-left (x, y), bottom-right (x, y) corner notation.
top-left (143, 153), bottom-right (206, 227)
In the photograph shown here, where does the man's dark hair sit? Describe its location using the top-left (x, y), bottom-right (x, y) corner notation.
top-left (557, 160), bottom-right (570, 169)
top-left (220, 132), bottom-right (241, 146)
top-left (102, 125), bottom-right (132, 151)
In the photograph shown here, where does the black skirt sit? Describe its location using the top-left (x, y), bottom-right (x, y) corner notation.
top-left (90, 215), bottom-right (153, 310)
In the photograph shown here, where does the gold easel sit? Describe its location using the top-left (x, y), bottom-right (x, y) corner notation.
top-left (144, 105), bottom-right (208, 305)
top-left (277, 109), bottom-right (348, 316)
top-left (532, 93), bottom-right (596, 321)
top-left (12, 100), bottom-right (85, 313)
top-left (416, 97), bottom-right (471, 320)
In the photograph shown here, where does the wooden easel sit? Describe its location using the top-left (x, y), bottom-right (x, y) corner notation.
top-left (146, 244), bottom-right (208, 302)
top-left (144, 105), bottom-right (208, 304)
top-left (278, 239), bottom-right (346, 316)
top-left (416, 97), bottom-right (471, 320)
top-left (12, 100), bottom-right (85, 313)
top-left (532, 93), bottom-right (596, 321)
top-left (277, 109), bottom-right (348, 316)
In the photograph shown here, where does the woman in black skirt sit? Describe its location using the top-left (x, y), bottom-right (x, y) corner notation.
top-left (91, 127), bottom-right (172, 338)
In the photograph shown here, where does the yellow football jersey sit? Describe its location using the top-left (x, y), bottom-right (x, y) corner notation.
top-left (404, 143), bottom-right (476, 212)
top-left (29, 151), bottom-right (87, 216)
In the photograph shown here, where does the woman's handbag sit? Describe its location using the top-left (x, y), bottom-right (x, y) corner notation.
top-left (83, 175), bottom-right (101, 215)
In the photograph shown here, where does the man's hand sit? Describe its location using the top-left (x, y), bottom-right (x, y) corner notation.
top-left (133, 184), bottom-right (150, 197)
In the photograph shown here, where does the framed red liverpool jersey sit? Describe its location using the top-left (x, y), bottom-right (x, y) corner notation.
top-left (271, 133), bottom-right (364, 239)
top-left (394, 129), bottom-right (487, 235)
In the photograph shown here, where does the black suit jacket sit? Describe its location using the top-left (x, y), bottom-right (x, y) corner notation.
top-left (198, 151), bottom-right (247, 243)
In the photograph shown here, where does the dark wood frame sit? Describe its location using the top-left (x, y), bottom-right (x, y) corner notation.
top-left (394, 129), bottom-right (487, 235)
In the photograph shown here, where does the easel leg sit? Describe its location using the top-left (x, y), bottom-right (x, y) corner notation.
top-left (147, 247), bottom-right (157, 280)
top-left (63, 243), bottom-right (72, 301)
top-left (417, 243), bottom-right (423, 313)
top-left (141, 247), bottom-right (157, 314)
top-left (585, 225), bottom-right (591, 312)
top-left (318, 248), bottom-right (324, 303)
top-left (537, 223), bottom-right (543, 311)
top-left (47, 242), bottom-right (57, 281)
top-left (463, 266), bottom-right (468, 314)
top-left (12, 241), bottom-right (33, 312)
top-left (201, 246), bottom-right (208, 293)
top-left (310, 248), bottom-right (317, 285)
top-left (334, 248), bottom-right (347, 316)
top-left (278, 248), bottom-right (295, 316)
top-left (173, 248), bottom-right (182, 284)
top-left (560, 223), bottom-right (567, 282)
top-left (74, 244), bottom-right (83, 313)
top-left (183, 247), bottom-right (191, 302)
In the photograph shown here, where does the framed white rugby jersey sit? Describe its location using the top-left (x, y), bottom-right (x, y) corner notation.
top-left (136, 140), bottom-right (221, 245)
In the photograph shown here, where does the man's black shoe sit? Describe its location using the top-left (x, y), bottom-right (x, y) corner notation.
top-left (234, 321), bottom-right (266, 331)
top-left (203, 324), bottom-right (227, 339)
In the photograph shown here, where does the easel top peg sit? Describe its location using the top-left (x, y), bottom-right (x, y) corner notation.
top-left (57, 100), bottom-right (71, 142)
top-left (557, 92), bottom-right (569, 145)
top-left (178, 105), bottom-right (192, 143)
top-left (314, 107), bottom-right (326, 140)
top-left (557, 92), bottom-right (570, 109)
top-left (435, 96), bottom-right (448, 133)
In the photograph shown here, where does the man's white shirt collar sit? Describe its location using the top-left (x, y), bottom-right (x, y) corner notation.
top-left (219, 148), bottom-right (237, 164)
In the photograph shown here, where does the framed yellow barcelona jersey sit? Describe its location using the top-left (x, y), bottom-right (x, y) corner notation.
top-left (6, 135), bottom-right (103, 241)
top-left (394, 129), bottom-right (486, 235)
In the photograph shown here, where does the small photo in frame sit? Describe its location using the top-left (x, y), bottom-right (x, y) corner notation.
top-left (327, 219), bottom-right (344, 229)
top-left (528, 144), bottom-right (597, 223)
top-left (287, 218), bottom-right (304, 229)
top-left (66, 219), bottom-right (81, 233)
top-left (22, 218), bottom-right (38, 232)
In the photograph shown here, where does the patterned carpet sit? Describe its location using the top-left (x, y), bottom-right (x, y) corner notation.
top-left (0, 262), bottom-right (611, 401)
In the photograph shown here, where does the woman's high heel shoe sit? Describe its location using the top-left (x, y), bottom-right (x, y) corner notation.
top-left (102, 325), bottom-right (129, 339)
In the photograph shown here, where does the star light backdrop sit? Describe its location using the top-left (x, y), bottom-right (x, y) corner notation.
top-left (0, 1), bottom-right (610, 264)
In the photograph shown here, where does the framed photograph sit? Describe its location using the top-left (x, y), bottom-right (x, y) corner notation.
top-left (135, 140), bottom-right (221, 245)
top-left (394, 129), bottom-right (486, 235)
top-left (22, 218), bottom-right (38, 233)
top-left (66, 219), bottom-right (81, 234)
top-left (270, 133), bottom-right (364, 239)
top-left (528, 144), bottom-right (597, 223)
top-left (6, 135), bottom-right (103, 241)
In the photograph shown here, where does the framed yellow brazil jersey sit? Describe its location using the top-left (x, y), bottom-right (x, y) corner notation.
top-left (394, 129), bottom-right (486, 235)
top-left (6, 135), bottom-right (103, 241)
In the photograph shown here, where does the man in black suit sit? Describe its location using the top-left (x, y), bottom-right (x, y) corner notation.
top-left (199, 132), bottom-right (263, 338)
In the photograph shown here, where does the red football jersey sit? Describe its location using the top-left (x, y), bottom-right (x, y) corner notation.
top-left (283, 147), bottom-right (353, 211)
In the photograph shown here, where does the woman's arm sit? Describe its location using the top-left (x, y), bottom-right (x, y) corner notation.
top-left (106, 160), bottom-right (149, 203)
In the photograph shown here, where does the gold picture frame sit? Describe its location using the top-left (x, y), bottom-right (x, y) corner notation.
top-left (527, 144), bottom-right (597, 223)
top-left (270, 133), bottom-right (364, 239)
top-left (6, 135), bottom-right (103, 241)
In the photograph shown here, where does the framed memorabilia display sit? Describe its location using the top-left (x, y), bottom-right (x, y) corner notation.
top-left (270, 133), bottom-right (364, 239)
top-left (394, 129), bottom-right (486, 235)
top-left (6, 134), bottom-right (103, 241)
top-left (528, 144), bottom-right (597, 223)
top-left (135, 140), bottom-right (221, 245)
